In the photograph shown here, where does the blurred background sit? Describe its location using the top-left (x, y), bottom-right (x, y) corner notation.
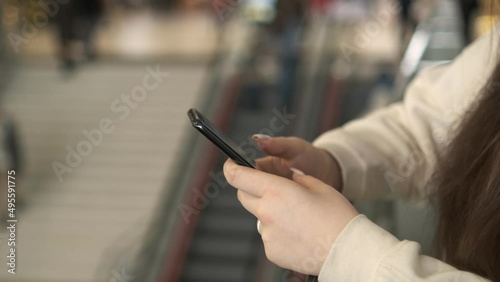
top-left (0, 0), bottom-right (496, 281)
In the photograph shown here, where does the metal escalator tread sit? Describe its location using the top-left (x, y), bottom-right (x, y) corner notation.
top-left (196, 209), bottom-right (256, 235)
top-left (180, 169), bottom-right (260, 282)
top-left (209, 190), bottom-right (249, 209)
top-left (187, 234), bottom-right (258, 263)
top-left (182, 258), bottom-right (250, 282)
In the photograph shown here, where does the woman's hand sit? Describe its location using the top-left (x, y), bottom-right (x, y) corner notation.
top-left (223, 159), bottom-right (359, 275)
top-left (252, 135), bottom-right (343, 192)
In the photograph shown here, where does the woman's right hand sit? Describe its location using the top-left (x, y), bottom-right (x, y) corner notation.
top-left (253, 135), bottom-right (344, 192)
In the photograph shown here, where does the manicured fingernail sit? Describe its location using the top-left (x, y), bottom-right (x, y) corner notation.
top-left (252, 135), bottom-right (272, 150)
top-left (290, 168), bottom-right (305, 176)
top-left (252, 134), bottom-right (272, 142)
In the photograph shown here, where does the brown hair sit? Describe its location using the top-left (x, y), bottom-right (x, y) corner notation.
top-left (433, 61), bottom-right (500, 280)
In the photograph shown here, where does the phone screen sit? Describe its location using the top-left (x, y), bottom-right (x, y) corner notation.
top-left (188, 109), bottom-right (255, 168)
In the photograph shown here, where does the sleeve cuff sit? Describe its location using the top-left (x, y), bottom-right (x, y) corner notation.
top-left (318, 214), bottom-right (401, 281)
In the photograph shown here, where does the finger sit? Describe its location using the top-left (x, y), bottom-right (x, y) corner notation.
top-left (255, 156), bottom-right (293, 178)
top-left (253, 135), bottom-right (306, 159)
top-left (223, 159), bottom-right (291, 197)
top-left (291, 168), bottom-right (332, 192)
top-left (237, 190), bottom-right (259, 216)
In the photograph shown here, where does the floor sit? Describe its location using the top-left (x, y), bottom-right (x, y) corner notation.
top-left (0, 61), bottom-right (207, 282)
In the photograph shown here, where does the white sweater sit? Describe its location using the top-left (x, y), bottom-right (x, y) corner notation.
top-left (312, 27), bottom-right (498, 281)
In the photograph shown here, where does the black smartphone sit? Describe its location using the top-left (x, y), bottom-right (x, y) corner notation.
top-left (187, 108), bottom-right (255, 168)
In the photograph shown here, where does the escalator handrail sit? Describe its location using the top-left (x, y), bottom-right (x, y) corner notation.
top-left (132, 51), bottom-right (237, 282)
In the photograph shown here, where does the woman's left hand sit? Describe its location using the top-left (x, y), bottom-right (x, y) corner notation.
top-left (223, 159), bottom-right (359, 275)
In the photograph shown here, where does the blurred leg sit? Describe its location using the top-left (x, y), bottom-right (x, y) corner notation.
top-left (54, 0), bottom-right (83, 75)
top-left (81, 14), bottom-right (101, 61)
top-left (397, 0), bottom-right (417, 53)
top-left (458, 0), bottom-right (479, 44)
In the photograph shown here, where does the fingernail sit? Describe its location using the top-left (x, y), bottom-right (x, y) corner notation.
top-left (252, 134), bottom-right (272, 142)
top-left (290, 168), bottom-right (305, 176)
top-left (252, 135), bottom-right (272, 149)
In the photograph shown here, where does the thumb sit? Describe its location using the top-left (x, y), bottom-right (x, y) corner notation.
top-left (290, 168), bottom-right (332, 192)
top-left (253, 135), bottom-right (307, 159)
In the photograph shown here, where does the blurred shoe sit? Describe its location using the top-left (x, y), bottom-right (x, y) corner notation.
top-left (87, 51), bottom-right (98, 62)
top-left (61, 59), bottom-right (77, 78)
top-left (85, 47), bottom-right (98, 62)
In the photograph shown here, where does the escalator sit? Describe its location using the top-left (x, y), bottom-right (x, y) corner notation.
top-left (180, 180), bottom-right (261, 282)
top-left (132, 4), bottom-right (356, 282)
top-left (131, 9), bottom-right (325, 282)
top-left (130, 19), bottom-right (270, 282)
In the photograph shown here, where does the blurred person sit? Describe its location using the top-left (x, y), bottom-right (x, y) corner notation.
top-left (309, 0), bottom-right (331, 12)
top-left (399, 0), bottom-right (413, 23)
top-left (398, 0), bottom-right (416, 44)
top-left (458, 0), bottom-right (479, 43)
top-left (53, 0), bottom-right (104, 74)
top-left (240, 0), bottom-right (305, 109)
top-left (223, 15), bottom-right (500, 282)
top-left (272, 0), bottom-right (306, 107)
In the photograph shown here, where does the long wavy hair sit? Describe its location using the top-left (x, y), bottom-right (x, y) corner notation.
top-left (433, 42), bottom-right (500, 280)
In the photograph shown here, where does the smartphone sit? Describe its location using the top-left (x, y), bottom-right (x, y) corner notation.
top-left (187, 108), bottom-right (255, 168)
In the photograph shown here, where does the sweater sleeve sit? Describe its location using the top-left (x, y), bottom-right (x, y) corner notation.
top-left (313, 29), bottom-right (497, 202)
top-left (318, 215), bottom-right (490, 282)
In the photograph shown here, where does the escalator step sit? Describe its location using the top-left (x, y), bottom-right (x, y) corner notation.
top-left (188, 234), bottom-right (258, 260)
top-left (196, 211), bottom-right (257, 234)
top-left (182, 259), bottom-right (250, 282)
top-left (208, 187), bottom-right (245, 209)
